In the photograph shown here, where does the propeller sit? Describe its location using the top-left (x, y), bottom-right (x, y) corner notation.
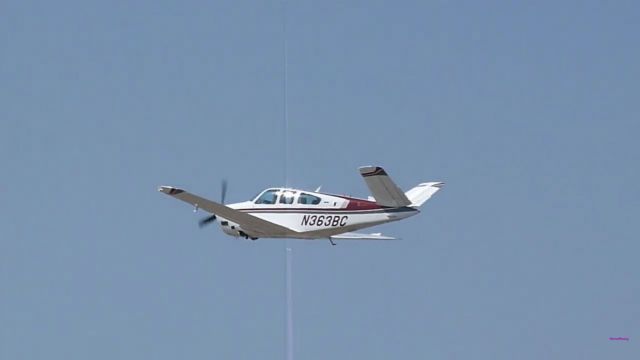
top-left (220, 179), bottom-right (227, 205)
top-left (199, 179), bottom-right (227, 228)
top-left (198, 214), bottom-right (217, 228)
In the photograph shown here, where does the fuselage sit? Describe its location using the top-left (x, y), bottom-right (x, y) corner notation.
top-left (218, 187), bottom-right (419, 239)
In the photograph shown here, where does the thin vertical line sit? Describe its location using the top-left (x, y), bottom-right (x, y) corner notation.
top-left (282, 3), bottom-right (293, 360)
top-left (283, 0), bottom-right (289, 188)
top-left (286, 247), bottom-right (293, 360)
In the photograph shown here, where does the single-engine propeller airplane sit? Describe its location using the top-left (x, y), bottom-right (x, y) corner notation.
top-left (158, 166), bottom-right (443, 245)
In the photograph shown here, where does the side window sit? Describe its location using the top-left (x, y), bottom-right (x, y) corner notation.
top-left (279, 191), bottom-right (295, 204)
top-left (255, 190), bottom-right (279, 204)
top-left (298, 193), bottom-right (321, 205)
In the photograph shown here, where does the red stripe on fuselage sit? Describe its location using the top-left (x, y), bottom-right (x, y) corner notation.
top-left (234, 207), bottom-right (384, 213)
top-left (344, 199), bottom-right (382, 210)
top-left (325, 193), bottom-right (384, 210)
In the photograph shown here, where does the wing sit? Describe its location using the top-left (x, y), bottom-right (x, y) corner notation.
top-left (330, 232), bottom-right (397, 240)
top-left (158, 186), bottom-right (297, 238)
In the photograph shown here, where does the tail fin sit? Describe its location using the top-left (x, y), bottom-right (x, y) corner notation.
top-left (359, 166), bottom-right (412, 207)
top-left (404, 182), bottom-right (444, 207)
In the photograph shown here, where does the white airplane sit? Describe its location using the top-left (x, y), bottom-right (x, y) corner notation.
top-left (158, 166), bottom-right (443, 245)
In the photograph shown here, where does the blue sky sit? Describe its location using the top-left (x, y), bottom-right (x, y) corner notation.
top-left (1, 1), bottom-right (638, 359)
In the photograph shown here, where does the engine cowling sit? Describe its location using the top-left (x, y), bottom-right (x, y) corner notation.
top-left (217, 217), bottom-right (258, 240)
top-left (218, 219), bottom-right (242, 237)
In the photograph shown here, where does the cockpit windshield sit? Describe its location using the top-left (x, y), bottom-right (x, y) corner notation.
top-left (254, 189), bottom-right (280, 204)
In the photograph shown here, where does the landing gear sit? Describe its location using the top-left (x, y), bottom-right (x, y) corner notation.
top-left (239, 230), bottom-right (259, 241)
top-left (329, 238), bottom-right (337, 246)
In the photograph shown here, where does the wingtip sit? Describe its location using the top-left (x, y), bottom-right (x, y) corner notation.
top-left (359, 166), bottom-right (387, 177)
top-left (158, 186), bottom-right (184, 195)
top-left (415, 182), bottom-right (445, 188)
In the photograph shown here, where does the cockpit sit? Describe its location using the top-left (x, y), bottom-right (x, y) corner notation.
top-left (253, 189), bottom-right (321, 205)
top-left (254, 189), bottom-right (279, 204)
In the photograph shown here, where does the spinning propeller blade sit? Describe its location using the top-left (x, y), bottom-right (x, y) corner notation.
top-left (199, 179), bottom-right (228, 228)
top-left (199, 214), bottom-right (217, 228)
top-left (221, 179), bottom-right (227, 205)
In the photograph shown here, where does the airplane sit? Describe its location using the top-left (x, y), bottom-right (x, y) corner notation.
top-left (158, 166), bottom-right (443, 245)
